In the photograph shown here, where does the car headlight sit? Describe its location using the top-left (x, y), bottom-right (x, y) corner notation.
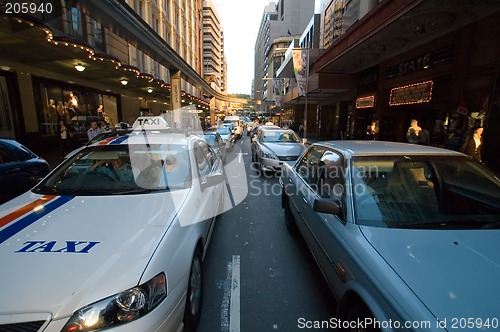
top-left (260, 150), bottom-right (277, 159)
top-left (61, 273), bottom-right (167, 332)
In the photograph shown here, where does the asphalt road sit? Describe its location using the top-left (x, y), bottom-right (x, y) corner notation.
top-left (198, 134), bottom-right (337, 332)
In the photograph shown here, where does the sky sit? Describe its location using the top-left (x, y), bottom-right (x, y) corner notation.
top-left (218, 0), bottom-right (273, 95)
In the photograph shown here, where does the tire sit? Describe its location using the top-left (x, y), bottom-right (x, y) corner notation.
top-left (283, 195), bottom-right (298, 233)
top-left (343, 303), bottom-right (380, 332)
top-left (183, 247), bottom-right (203, 332)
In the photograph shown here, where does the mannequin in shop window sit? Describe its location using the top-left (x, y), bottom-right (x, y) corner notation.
top-left (366, 120), bottom-right (379, 140)
top-left (66, 92), bottom-right (79, 118)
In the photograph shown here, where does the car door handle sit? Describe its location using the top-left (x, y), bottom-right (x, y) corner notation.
top-left (6, 168), bottom-right (21, 174)
top-left (302, 197), bottom-right (308, 204)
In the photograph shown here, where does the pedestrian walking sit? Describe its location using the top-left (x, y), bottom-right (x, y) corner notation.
top-left (406, 119), bottom-right (428, 144)
top-left (59, 120), bottom-right (72, 157)
top-left (460, 125), bottom-right (484, 163)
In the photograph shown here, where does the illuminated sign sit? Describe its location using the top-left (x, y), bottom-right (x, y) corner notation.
top-left (356, 95), bottom-right (375, 108)
top-left (390, 80), bottom-right (433, 106)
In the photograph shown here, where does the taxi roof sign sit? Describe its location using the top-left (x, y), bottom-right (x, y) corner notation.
top-left (132, 116), bottom-right (170, 130)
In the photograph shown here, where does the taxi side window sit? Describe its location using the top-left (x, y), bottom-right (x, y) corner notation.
top-left (194, 141), bottom-right (212, 178)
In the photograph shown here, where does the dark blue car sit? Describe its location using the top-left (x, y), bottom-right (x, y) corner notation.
top-left (0, 138), bottom-right (50, 205)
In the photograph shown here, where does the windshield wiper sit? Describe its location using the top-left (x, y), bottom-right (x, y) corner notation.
top-left (112, 188), bottom-right (156, 194)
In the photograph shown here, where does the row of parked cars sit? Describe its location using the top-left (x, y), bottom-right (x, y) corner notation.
top-left (1, 115), bottom-right (500, 331)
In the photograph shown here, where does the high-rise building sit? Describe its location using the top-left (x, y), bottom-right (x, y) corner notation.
top-left (203, 0), bottom-right (227, 94)
top-left (254, 0), bottom-right (315, 108)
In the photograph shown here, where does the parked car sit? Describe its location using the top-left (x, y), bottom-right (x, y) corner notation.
top-left (251, 128), bottom-right (307, 173)
top-left (0, 117), bottom-right (225, 331)
top-left (223, 116), bottom-right (243, 139)
top-left (220, 122), bottom-right (236, 138)
top-left (206, 126), bottom-right (234, 150)
top-left (280, 140), bottom-right (500, 330)
top-left (203, 131), bottom-right (227, 162)
top-left (0, 138), bottom-right (50, 205)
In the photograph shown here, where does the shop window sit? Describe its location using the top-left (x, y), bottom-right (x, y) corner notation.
top-left (0, 75), bottom-right (15, 138)
top-left (35, 79), bottom-right (119, 137)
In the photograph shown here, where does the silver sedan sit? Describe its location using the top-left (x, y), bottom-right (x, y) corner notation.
top-left (251, 128), bottom-right (307, 173)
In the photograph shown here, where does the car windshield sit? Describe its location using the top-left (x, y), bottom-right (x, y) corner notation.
top-left (203, 134), bottom-right (217, 145)
top-left (351, 155), bottom-right (500, 229)
top-left (262, 131), bottom-right (300, 143)
top-left (34, 143), bottom-right (192, 195)
top-left (216, 127), bottom-right (231, 135)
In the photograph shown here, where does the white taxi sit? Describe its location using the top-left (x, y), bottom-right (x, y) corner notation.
top-left (0, 117), bottom-right (225, 331)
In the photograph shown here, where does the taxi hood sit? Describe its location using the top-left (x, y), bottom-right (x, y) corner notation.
top-left (361, 227), bottom-right (500, 323)
top-left (0, 190), bottom-right (189, 318)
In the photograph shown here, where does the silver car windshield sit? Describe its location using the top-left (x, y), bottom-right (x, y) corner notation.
top-left (216, 127), bottom-right (231, 135)
top-left (34, 144), bottom-right (192, 195)
top-left (351, 156), bottom-right (500, 229)
top-left (261, 131), bottom-right (300, 143)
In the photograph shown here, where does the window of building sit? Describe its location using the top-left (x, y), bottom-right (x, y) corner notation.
top-left (33, 78), bottom-right (119, 137)
top-left (94, 21), bottom-right (105, 51)
top-left (70, 7), bottom-right (83, 38)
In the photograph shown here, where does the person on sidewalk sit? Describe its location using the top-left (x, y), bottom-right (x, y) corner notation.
top-left (87, 121), bottom-right (102, 141)
top-left (460, 125), bottom-right (484, 163)
top-left (366, 120), bottom-right (379, 140)
top-left (59, 120), bottom-right (72, 157)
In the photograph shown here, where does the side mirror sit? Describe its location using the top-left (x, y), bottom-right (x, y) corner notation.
top-left (202, 172), bottom-right (225, 190)
top-left (313, 197), bottom-right (341, 216)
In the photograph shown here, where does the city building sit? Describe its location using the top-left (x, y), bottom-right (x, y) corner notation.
top-left (0, 0), bottom-right (246, 156)
top-left (253, 0), bottom-right (315, 111)
top-left (264, 0), bottom-right (500, 173)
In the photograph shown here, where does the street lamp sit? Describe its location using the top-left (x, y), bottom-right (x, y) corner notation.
top-left (74, 63), bottom-right (85, 72)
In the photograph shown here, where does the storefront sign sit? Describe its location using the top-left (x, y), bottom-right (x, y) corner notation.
top-left (356, 95), bottom-right (375, 108)
top-left (389, 80), bottom-right (433, 106)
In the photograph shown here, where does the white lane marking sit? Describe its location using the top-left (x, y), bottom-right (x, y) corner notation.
top-left (237, 152), bottom-right (248, 163)
top-left (230, 255), bottom-right (241, 332)
top-left (220, 261), bottom-right (232, 331)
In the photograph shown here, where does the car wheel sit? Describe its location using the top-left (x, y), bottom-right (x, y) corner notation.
top-left (283, 195), bottom-right (298, 233)
top-left (343, 303), bottom-right (380, 332)
top-left (183, 247), bottom-right (203, 332)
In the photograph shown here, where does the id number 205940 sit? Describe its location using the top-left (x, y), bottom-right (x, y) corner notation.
top-left (442, 318), bottom-right (499, 329)
top-left (4, 2), bottom-right (53, 14)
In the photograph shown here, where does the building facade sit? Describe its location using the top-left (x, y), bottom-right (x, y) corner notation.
top-left (0, 0), bottom-right (244, 157)
top-left (268, 0), bottom-right (500, 173)
top-left (253, 0), bottom-right (315, 106)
